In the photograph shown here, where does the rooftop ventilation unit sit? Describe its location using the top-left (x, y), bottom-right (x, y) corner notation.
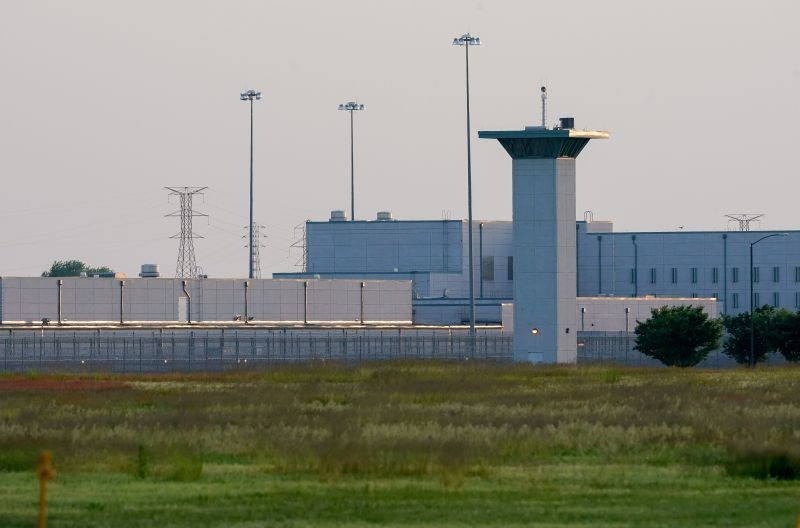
top-left (376, 211), bottom-right (395, 221)
top-left (330, 210), bottom-right (348, 222)
top-left (559, 117), bottom-right (575, 129)
top-left (139, 264), bottom-right (161, 278)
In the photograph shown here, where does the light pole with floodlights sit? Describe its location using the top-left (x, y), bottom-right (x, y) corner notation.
top-left (749, 232), bottom-right (788, 367)
top-left (338, 101), bottom-right (365, 221)
top-left (452, 32), bottom-right (480, 349)
top-left (240, 89), bottom-right (262, 279)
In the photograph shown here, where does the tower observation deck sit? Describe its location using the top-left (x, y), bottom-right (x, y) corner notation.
top-left (479, 123), bottom-right (608, 363)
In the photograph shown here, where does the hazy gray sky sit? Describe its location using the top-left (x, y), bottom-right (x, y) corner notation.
top-left (1, 0), bottom-right (798, 278)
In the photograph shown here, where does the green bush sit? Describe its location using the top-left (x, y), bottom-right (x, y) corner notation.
top-left (634, 305), bottom-right (722, 367)
top-left (722, 306), bottom-right (779, 364)
top-left (771, 310), bottom-right (800, 362)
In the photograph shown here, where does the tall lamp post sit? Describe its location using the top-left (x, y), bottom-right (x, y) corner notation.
top-left (749, 232), bottom-right (788, 367)
top-left (240, 89), bottom-right (262, 279)
top-left (338, 101), bottom-right (365, 221)
top-left (452, 32), bottom-right (480, 349)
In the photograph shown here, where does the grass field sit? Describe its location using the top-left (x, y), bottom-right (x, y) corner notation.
top-left (1, 362), bottom-right (800, 527)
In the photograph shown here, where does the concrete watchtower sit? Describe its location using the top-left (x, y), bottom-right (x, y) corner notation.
top-left (479, 119), bottom-right (608, 363)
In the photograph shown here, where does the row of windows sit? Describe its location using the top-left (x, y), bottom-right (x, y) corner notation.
top-left (631, 266), bottom-right (799, 285)
top-left (728, 292), bottom-right (800, 309)
top-left (484, 260), bottom-right (800, 287)
top-left (621, 292), bottom-right (800, 309)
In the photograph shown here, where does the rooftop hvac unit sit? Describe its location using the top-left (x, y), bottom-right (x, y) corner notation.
top-left (376, 211), bottom-right (395, 221)
top-left (139, 264), bottom-right (161, 278)
top-left (329, 210), bottom-right (348, 222)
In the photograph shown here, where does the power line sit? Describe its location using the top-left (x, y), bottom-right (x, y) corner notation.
top-left (165, 187), bottom-right (208, 278)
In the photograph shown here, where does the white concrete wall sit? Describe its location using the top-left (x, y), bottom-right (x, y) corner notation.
top-left (502, 297), bottom-right (719, 334)
top-left (0, 277), bottom-right (411, 324)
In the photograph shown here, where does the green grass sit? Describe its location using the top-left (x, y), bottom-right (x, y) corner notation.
top-left (1, 362), bottom-right (800, 526)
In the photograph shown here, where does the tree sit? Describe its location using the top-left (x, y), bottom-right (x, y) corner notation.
top-left (41, 260), bottom-right (113, 277)
top-left (721, 305), bottom-right (778, 365)
top-left (771, 310), bottom-right (800, 362)
top-left (634, 305), bottom-right (722, 367)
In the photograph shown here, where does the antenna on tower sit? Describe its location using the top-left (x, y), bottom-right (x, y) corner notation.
top-left (540, 86), bottom-right (547, 128)
top-left (165, 187), bottom-right (208, 278)
top-left (243, 222), bottom-right (266, 279)
top-left (725, 213), bottom-right (764, 232)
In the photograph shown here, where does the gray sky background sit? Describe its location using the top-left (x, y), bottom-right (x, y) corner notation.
top-left (1, 0), bottom-right (798, 278)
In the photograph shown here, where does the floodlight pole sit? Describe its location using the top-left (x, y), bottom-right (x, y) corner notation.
top-left (240, 89), bottom-right (262, 279)
top-left (749, 233), bottom-right (788, 367)
top-left (453, 33), bottom-right (480, 352)
top-left (338, 102), bottom-right (364, 221)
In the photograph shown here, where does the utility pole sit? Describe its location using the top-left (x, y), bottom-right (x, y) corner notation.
top-left (240, 89), bottom-right (262, 278)
top-left (165, 187), bottom-right (208, 278)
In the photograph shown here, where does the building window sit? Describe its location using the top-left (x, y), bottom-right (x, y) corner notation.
top-left (732, 267), bottom-right (739, 283)
top-left (795, 267), bottom-right (800, 283)
top-left (732, 293), bottom-right (739, 309)
top-left (692, 293), bottom-right (698, 298)
top-left (481, 256), bottom-right (495, 281)
top-left (507, 256), bottom-right (513, 281)
top-left (754, 292), bottom-right (760, 307)
top-left (712, 267), bottom-right (719, 284)
top-left (630, 269), bottom-right (637, 284)
top-left (691, 267), bottom-right (698, 284)
top-left (712, 292), bottom-right (718, 299)
top-left (774, 292), bottom-right (780, 307)
top-left (773, 266), bottom-right (780, 283)
top-left (796, 292), bottom-right (800, 308)
top-left (650, 268), bottom-right (657, 284)
top-left (671, 267), bottom-right (677, 284)
top-left (753, 267), bottom-right (760, 283)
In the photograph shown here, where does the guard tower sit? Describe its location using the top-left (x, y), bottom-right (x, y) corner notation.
top-left (480, 117), bottom-right (608, 363)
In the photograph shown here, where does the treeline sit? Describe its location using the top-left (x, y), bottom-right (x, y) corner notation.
top-left (634, 305), bottom-right (800, 367)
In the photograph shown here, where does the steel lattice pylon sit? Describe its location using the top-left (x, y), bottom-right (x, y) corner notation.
top-left (243, 221), bottom-right (265, 279)
top-left (165, 187), bottom-right (208, 278)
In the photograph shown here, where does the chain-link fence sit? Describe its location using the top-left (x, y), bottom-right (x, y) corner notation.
top-left (577, 331), bottom-right (785, 368)
top-left (0, 329), bottom-right (513, 373)
top-left (1, 328), bottom-right (783, 373)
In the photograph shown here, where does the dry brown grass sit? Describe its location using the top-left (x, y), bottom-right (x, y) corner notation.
top-left (2, 362), bottom-right (800, 482)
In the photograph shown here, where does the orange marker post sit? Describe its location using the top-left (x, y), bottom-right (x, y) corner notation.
top-left (36, 451), bottom-right (55, 528)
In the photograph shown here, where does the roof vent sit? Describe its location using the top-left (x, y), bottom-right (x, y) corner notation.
top-left (376, 211), bottom-right (395, 221)
top-left (139, 264), bottom-right (161, 278)
top-left (559, 117), bottom-right (575, 129)
top-left (330, 210), bottom-right (348, 222)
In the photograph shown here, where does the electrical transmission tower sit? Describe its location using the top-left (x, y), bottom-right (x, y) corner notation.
top-left (243, 222), bottom-right (266, 279)
top-left (725, 213), bottom-right (763, 232)
top-left (291, 221), bottom-right (308, 272)
top-left (165, 187), bottom-right (208, 278)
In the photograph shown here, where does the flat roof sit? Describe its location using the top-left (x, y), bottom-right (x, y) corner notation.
top-left (478, 128), bottom-right (609, 140)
